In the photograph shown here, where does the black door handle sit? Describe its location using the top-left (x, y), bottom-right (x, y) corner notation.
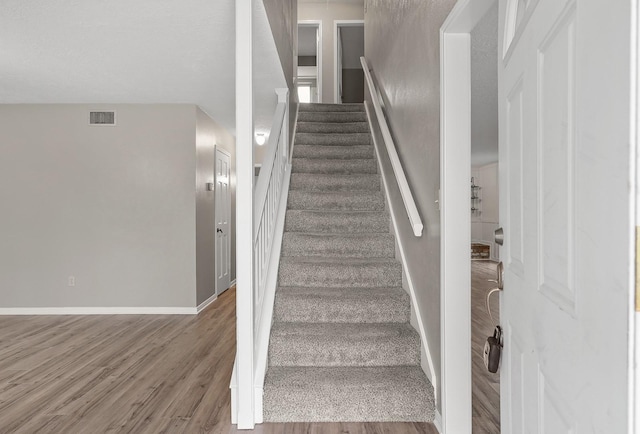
top-left (217, 228), bottom-right (223, 234)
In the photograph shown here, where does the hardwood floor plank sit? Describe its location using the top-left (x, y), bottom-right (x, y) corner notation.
top-left (0, 287), bottom-right (442, 433)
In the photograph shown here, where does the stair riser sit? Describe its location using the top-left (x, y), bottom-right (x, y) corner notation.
top-left (274, 290), bottom-right (410, 323)
top-left (296, 122), bottom-right (369, 134)
top-left (298, 112), bottom-right (367, 123)
top-left (278, 261), bottom-right (402, 288)
top-left (287, 192), bottom-right (384, 212)
top-left (293, 145), bottom-right (374, 160)
top-left (284, 211), bottom-right (389, 233)
top-left (295, 133), bottom-right (371, 146)
top-left (281, 234), bottom-right (395, 258)
top-left (269, 332), bottom-right (420, 367)
top-left (263, 366), bottom-right (435, 423)
top-left (290, 174), bottom-right (381, 192)
top-left (292, 159), bottom-right (377, 175)
top-left (299, 103), bottom-right (365, 112)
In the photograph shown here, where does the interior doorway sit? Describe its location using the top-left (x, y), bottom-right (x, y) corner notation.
top-left (469, 4), bottom-right (500, 432)
top-left (215, 146), bottom-right (231, 296)
top-left (334, 20), bottom-right (364, 103)
top-left (297, 21), bottom-right (322, 103)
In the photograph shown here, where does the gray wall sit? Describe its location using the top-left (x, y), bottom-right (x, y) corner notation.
top-left (263, 0), bottom-right (298, 148)
top-left (196, 107), bottom-right (237, 305)
top-left (0, 104), bottom-right (235, 309)
top-left (365, 0), bottom-right (457, 412)
top-left (341, 69), bottom-right (364, 103)
top-left (299, 2), bottom-right (364, 103)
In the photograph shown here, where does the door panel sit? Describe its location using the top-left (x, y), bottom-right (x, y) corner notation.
top-left (215, 148), bottom-right (231, 295)
top-left (498, 0), bottom-right (632, 432)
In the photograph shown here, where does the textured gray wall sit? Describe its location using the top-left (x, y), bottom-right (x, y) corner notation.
top-left (365, 0), bottom-right (457, 412)
top-left (262, 0), bottom-right (299, 151)
top-left (0, 104), bottom-right (198, 308)
top-left (196, 108), bottom-right (237, 305)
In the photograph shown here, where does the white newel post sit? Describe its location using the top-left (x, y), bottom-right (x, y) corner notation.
top-left (236, 0), bottom-right (255, 429)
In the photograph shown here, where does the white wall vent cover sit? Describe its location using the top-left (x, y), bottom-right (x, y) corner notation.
top-left (89, 111), bottom-right (116, 125)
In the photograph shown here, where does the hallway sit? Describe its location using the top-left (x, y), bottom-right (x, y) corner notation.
top-left (471, 261), bottom-right (501, 433)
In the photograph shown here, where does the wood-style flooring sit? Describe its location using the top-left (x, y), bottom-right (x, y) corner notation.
top-left (0, 268), bottom-right (499, 434)
top-left (0, 288), bottom-right (439, 434)
top-left (471, 260), bottom-right (501, 433)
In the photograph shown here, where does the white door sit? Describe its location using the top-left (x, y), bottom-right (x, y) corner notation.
top-left (498, 0), bottom-right (633, 432)
top-left (215, 147), bottom-right (231, 295)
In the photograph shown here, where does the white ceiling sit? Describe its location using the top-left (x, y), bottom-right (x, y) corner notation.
top-left (0, 0), bottom-right (286, 137)
top-left (470, 3), bottom-right (499, 167)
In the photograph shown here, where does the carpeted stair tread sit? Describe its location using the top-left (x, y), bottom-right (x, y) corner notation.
top-left (296, 122), bottom-right (369, 134)
top-left (284, 210), bottom-right (389, 233)
top-left (287, 191), bottom-right (384, 211)
top-left (293, 144), bottom-right (374, 159)
top-left (263, 366), bottom-right (435, 422)
top-left (264, 102), bottom-right (434, 423)
top-left (268, 322), bottom-right (420, 367)
top-left (290, 173), bottom-right (381, 192)
top-left (298, 111), bottom-right (368, 123)
top-left (278, 257), bottom-right (402, 288)
top-left (299, 103), bottom-right (365, 112)
top-left (274, 286), bottom-right (410, 323)
top-left (295, 133), bottom-right (371, 146)
top-left (292, 158), bottom-right (377, 174)
top-left (281, 233), bottom-right (395, 258)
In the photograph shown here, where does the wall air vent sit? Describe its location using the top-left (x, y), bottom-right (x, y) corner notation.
top-left (89, 111), bottom-right (116, 126)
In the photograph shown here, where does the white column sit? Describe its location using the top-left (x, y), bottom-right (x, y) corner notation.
top-left (235, 0), bottom-right (255, 429)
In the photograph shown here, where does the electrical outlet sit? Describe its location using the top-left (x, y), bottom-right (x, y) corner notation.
top-left (68, 276), bottom-right (75, 287)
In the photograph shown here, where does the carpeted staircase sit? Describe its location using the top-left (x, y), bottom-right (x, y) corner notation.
top-left (263, 103), bottom-right (435, 422)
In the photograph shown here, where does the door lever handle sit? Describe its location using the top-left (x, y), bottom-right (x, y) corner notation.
top-left (217, 228), bottom-right (223, 234)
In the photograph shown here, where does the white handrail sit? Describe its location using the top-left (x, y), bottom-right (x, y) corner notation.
top-left (360, 57), bottom-right (424, 237)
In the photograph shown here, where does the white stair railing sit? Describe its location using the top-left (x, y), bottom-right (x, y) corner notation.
top-left (253, 89), bottom-right (289, 332)
top-left (360, 56), bottom-right (423, 237)
top-left (251, 88), bottom-right (293, 423)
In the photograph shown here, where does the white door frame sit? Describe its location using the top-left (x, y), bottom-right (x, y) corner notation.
top-left (214, 145), bottom-right (232, 297)
top-left (333, 20), bottom-right (364, 104)
top-left (298, 20), bottom-right (323, 103)
top-left (439, 0), bottom-right (497, 433)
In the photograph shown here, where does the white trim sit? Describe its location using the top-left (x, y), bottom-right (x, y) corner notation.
top-left (365, 104), bottom-right (437, 406)
top-left (0, 306), bottom-right (198, 315)
top-left (440, 0), bottom-right (496, 433)
top-left (334, 20), bottom-right (364, 104)
top-left (253, 162), bottom-right (292, 423)
top-left (361, 57), bottom-right (423, 237)
top-left (298, 20), bottom-right (323, 103)
top-left (230, 278), bottom-right (237, 287)
top-left (235, 0), bottom-right (255, 429)
top-left (196, 293), bottom-right (218, 314)
top-left (214, 144), bottom-right (233, 298)
top-left (434, 410), bottom-right (444, 433)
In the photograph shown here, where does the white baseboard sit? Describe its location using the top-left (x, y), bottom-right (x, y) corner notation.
top-left (434, 410), bottom-right (443, 433)
top-left (197, 293), bottom-right (218, 314)
top-left (0, 306), bottom-right (198, 315)
top-left (230, 279), bottom-right (237, 287)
